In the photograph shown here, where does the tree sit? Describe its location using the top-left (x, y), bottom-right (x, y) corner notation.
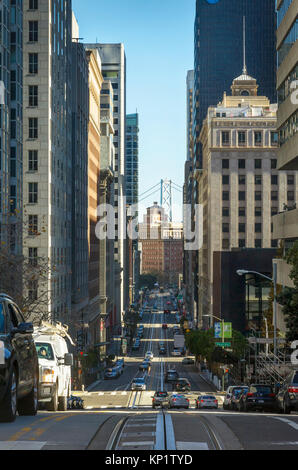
top-left (278, 241), bottom-right (298, 342)
top-left (185, 329), bottom-right (215, 362)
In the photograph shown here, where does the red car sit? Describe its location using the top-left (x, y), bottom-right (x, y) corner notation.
top-left (162, 324), bottom-right (168, 329)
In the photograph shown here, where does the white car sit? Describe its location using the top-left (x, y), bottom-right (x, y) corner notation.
top-left (145, 351), bottom-right (154, 360)
top-left (171, 348), bottom-right (182, 356)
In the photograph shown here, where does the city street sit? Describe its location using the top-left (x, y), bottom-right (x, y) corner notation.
top-left (0, 293), bottom-right (297, 451)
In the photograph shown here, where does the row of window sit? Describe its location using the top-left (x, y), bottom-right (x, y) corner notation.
top-left (222, 190), bottom-right (295, 201)
top-left (222, 174), bottom-right (295, 185)
top-left (220, 131), bottom-right (278, 147)
top-left (222, 239), bottom-right (278, 250)
top-left (222, 223), bottom-right (264, 233)
top-left (222, 158), bottom-right (278, 170)
top-left (222, 207), bottom-right (279, 217)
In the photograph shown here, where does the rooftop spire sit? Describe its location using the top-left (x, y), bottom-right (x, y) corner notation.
top-left (243, 16), bottom-right (247, 75)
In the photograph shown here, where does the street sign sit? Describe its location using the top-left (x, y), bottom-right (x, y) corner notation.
top-left (215, 342), bottom-right (231, 347)
top-left (248, 337), bottom-right (286, 344)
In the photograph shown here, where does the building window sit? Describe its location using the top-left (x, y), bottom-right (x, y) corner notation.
top-left (287, 174), bottom-right (295, 185)
top-left (271, 159), bottom-right (277, 169)
top-left (238, 159), bottom-right (246, 169)
top-left (270, 132), bottom-right (278, 146)
top-left (254, 131), bottom-right (262, 146)
top-left (29, 85), bottom-right (38, 107)
top-left (222, 223), bottom-right (229, 233)
top-left (29, 0), bottom-right (38, 9)
top-left (239, 239), bottom-right (246, 248)
top-left (222, 159), bottom-right (229, 169)
top-left (238, 131), bottom-right (246, 146)
top-left (254, 159), bottom-right (262, 169)
top-left (271, 207), bottom-right (278, 216)
top-left (255, 207), bottom-right (262, 217)
top-left (255, 175), bottom-right (262, 185)
top-left (28, 215), bottom-right (38, 236)
top-left (271, 175), bottom-right (278, 185)
top-left (238, 175), bottom-right (246, 185)
top-left (29, 118), bottom-right (38, 139)
top-left (271, 191), bottom-right (278, 201)
top-left (29, 21), bottom-right (38, 42)
top-left (222, 239), bottom-right (229, 249)
top-left (28, 182), bottom-right (38, 203)
top-left (238, 191), bottom-right (245, 201)
top-left (28, 247), bottom-right (38, 267)
top-left (255, 223), bottom-right (262, 233)
top-left (28, 150), bottom-right (38, 171)
top-left (222, 131), bottom-right (230, 145)
top-left (255, 239), bottom-right (262, 248)
top-left (288, 191), bottom-right (295, 201)
top-left (239, 207), bottom-right (246, 217)
top-left (222, 191), bottom-right (229, 201)
top-left (29, 53), bottom-right (38, 74)
top-left (255, 191), bottom-right (262, 201)
top-left (222, 207), bottom-right (229, 217)
top-left (28, 280), bottom-right (38, 301)
top-left (239, 223), bottom-right (246, 233)
top-left (222, 175), bottom-right (229, 185)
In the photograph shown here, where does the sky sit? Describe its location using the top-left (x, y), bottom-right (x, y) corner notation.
top-left (72, 0), bottom-right (195, 222)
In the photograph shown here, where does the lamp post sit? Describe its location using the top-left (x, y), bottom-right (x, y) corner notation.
top-left (236, 264), bottom-right (277, 360)
top-left (203, 314), bottom-right (226, 391)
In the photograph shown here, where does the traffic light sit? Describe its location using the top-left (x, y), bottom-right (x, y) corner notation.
top-left (77, 330), bottom-right (85, 353)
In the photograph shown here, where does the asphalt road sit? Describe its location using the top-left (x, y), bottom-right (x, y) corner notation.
top-left (1, 292), bottom-right (298, 451)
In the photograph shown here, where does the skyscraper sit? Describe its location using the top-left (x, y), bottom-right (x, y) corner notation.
top-left (194, 0), bottom-right (276, 168)
top-left (125, 113), bottom-right (139, 208)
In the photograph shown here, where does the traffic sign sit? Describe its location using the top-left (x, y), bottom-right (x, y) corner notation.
top-left (215, 342), bottom-right (231, 347)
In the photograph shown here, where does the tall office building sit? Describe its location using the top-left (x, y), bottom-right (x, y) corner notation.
top-left (194, 0), bottom-right (276, 169)
top-left (125, 113), bottom-right (139, 207)
top-left (23, 0), bottom-right (73, 323)
top-left (71, 15), bottom-right (89, 333)
top-left (84, 43), bottom-right (127, 333)
top-left (0, 0), bottom-right (23, 254)
top-left (273, 0), bottom-right (298, 334)
top-left (197, 73), bottom-right (297, 329)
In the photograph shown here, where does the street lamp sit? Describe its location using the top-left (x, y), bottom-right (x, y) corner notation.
top-left (236, 264), bottom-right (278, 359)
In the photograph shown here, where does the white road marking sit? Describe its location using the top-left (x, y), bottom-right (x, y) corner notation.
top-left (273, 442), bottom-right (298, 446)
top-left (272, 417), bottom-right (298, 430)
top-left (0, 441), bottom-right (47, 450)
top-left (176, 441), bottom-right (209, 450)
top-left (121, 441), bottom-right (155, 446)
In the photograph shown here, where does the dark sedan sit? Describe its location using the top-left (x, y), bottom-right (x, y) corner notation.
top-left (238, 384), bottom-right (277, 412)
top-left (276, 370), bottom-right (298, 414)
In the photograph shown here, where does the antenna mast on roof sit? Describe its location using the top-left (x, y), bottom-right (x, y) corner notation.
top-left (243, 16), bottom-right (247, 75)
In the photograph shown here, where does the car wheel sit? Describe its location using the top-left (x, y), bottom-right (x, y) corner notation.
top-left (47, 384), bottom-right (58, 412)
top-left (0, 367), bottom-right (17, 423)
top-left (17, 371), bottom-right (38, 416)
top-left (58, 395), bottom-right (68, 411)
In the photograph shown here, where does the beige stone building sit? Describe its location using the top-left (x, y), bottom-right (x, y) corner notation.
top-left (197, 70), bottom-right (298, 326)
top-left (272, 0), bottom-right (298, 333)
top-left (23, 0), bottom-right (73, 323)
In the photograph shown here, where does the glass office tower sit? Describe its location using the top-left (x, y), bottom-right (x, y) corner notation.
top-left (125, 113), bottom-right (139, 208)
top-left (194, 0), bottom-right (277, 169)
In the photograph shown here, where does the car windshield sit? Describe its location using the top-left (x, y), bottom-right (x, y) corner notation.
top-left (156, 392), bottom-right (168, 397)
top-left (202, 395), bottom-right (216, 399)
top-left (251, 385), bottom-right (272, 394)
top-left (35, 342), bottom-right (54, 360)
top-left (134, 379), bottom-right (144, 384)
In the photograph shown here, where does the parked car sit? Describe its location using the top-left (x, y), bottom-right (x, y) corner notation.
top-left (131, 377), bottom-right (146, 391)
top-left (171, 348), bottom-right (182, 357)
top-left (223, 385), bottom-right (248, 410)
top-left (169, 393), bottom-right (190, 409)
top-left (67, 395), bottom-right (84, 410)
top-left (159, 342), bottom-right (165, 350)
top-left (237, 384), bottom-right (277, 412)
top-left (152, 391), bottom-right (170, 409)
top-left (0, 293), bottom-right (39, 422)
top-left (159, 347), bottom-right (166, 355)
top-left (182, 357), bottom-right (194, 365)
top-left (165, 369), bottom-right (179, 383)
top-left (230, 386), bottom-right (249, 410)
top-left (115, 358), bottom-right (124, 371)
top-left (173, 378), bottom-right (191, 392)
top-left (276, 370), bottom-right (298, 414)
top-left (104, 366), bottom-right (121, 380)
top-left (139, 361), bottom-right (150, 372)
top-left (145, 351), bottom-right (154, 360)
top-left (195, 394), bottom-right (218, 409)
top-left (132, 341), bottom-right (140, 351)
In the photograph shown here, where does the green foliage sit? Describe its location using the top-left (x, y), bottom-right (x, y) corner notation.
top-left (185, 329), bottom-right (215, 361)
top-left (278, 241), bottom-right (298, 341)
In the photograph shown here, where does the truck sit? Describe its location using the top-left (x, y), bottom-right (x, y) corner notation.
top-left (33, 321), bottom-right (74, 412)
top-left (173, 334), bottom-right (186, 355)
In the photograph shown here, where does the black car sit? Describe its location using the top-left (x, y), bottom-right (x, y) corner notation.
top-left (139, 361), bottom-right (150, 371)
top-left (152, 391), bottom-right (170, 408)
top-left (173, 378), bottom-right (191, 392)
top-left (238, 384), bottom-right (277, 412)
top-left (0, 294), bottom-right (39, 422)
top-left (165, 369), bottom-right (179, 383)
top-left (276, 370), bottom-right (298, 414)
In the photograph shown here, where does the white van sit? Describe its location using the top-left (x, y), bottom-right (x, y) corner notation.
top-left (33, 322), bottom-right (74, 411)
